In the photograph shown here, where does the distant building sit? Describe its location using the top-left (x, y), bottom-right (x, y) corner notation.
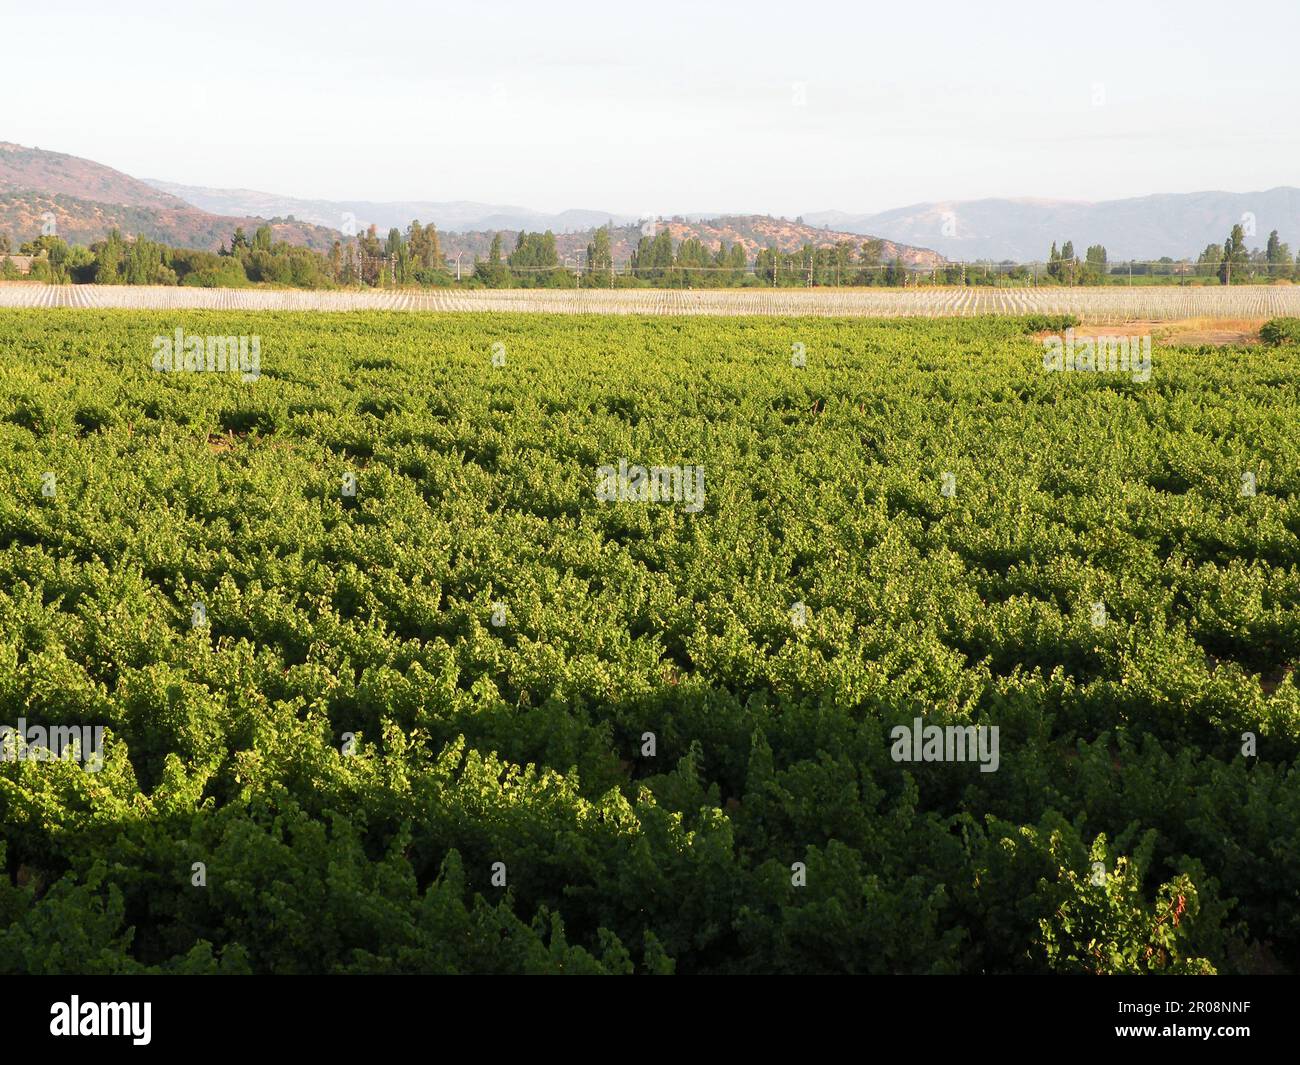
top-left (2, 254), bottom-right (34, 275)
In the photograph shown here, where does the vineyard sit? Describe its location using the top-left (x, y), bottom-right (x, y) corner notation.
top-left (4, 282), bottom-right (1300, 320)
top-left (0, 308), bottom-right (1298, 975)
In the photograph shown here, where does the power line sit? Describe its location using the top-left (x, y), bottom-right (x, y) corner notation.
top-left (453, 260), bottom-right (1292, 275)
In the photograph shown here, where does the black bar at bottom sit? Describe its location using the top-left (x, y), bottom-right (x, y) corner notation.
top-left (2, 974), bottom-right (1292, 1052)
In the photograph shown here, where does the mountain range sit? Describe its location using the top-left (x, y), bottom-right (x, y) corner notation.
top-left (0, 141), bottom-right (940, 265)
top-left (141, 179), bottom-right (638, 238)
top-left (428, 216), bottom-right (941, 270)
top-left (3, 140), bottom-right (1298, 265)
top-left (802, 190), bottom-right (1300, 262)
top-left (0, 143), bottom-right (339, 252)
top-left (136, 181), bottom-right (945, 265)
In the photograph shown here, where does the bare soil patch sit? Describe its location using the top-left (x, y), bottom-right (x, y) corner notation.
top-left (1035, 318), bottom-right (1266, 346)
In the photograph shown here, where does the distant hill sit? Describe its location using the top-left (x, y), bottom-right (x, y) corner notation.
top-left (5, 140), bottom-right (1296, 266)
top-left (803, 189), bottom-right (1300, 262)
top-left (434, 217), bottom-right (944, 268)
top-left (144, 181), bottom-right (942, 265)
top-left (0, 187), bottom-right (340, 253)
top-left (144, 179), bottom-right (638, 236)
top-left (144, 182), bottom-right (942, 264)
top-left (0, 141), bottom-right (185, 209)
top-left (657, 216), bottom-right (940, 265)
top-left (0, 143), bottom-right (340, 252)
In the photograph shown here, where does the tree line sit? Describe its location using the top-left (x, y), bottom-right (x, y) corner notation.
top-left (5, 218), bottom-right (1300, 289)
top-left (0, 226), bottom-right (334, 287)
top-left (1196, 223), bottom-right (1296, 283)
top-left (0, 221), bottom-right (933, 289)
top-left (1042, 224), bottom-right (1299, 284)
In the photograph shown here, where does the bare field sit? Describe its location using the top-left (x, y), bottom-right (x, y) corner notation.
top-left (2, 282), bottom-right (1299, 321)
top-left (1032, 317), bottom-right (1271, 347)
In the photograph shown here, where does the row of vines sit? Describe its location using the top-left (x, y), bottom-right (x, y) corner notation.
top-left (0, 309), bottom-right (1297, 973)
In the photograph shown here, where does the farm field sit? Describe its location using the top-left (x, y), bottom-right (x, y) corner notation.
top-left (0, 308), bottom-right (1298, 975)
top-left (3, 282), bottom-right (1300, 321)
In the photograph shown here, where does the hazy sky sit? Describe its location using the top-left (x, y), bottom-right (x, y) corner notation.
top-left (4, 0), bottom-right (1296, 215)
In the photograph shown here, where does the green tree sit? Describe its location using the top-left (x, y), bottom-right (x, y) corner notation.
top-left (406, 220), bottom-right (444, 275)
top-left (1218, 224), bottom-right (1249, 284)
top-left (93, 229), bottom-right (124, 284)
top-left (508, 231), bottom-right (561, 284)
top-left (475, 232), bottom-right (511, 287)
top-left (586, 226), bottom-right (613, 278)
top-left (1082, 245), bottom-right (1107, 285)
top-left (1265, 230), bottom-right (1292, 280)
top-left (857, 239), bottom-right (885, 284)
top-left (1197, 243), bottom-right (1223, 278)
